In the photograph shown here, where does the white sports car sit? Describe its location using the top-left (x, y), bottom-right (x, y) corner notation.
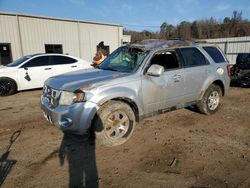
top-left (0, 53), bottom-right (92, 96)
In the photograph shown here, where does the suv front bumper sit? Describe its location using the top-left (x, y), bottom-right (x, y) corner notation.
top-left (40, 96), bottom-right (99, 135)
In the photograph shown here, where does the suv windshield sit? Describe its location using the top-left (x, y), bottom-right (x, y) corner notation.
top-left (98, 46), bottom-right (149, 73)
top-left (6, 56), bottom-right (31, 67)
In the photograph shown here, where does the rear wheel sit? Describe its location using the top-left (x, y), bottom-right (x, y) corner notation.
top-left (0, 78), bottom-right (17, 96)
top-left (197, 84), bottom-right (222, 115)
top-left (93, 101), bottom-right (135, 147)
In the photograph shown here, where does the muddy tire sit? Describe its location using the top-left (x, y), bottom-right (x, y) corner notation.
top-left (197, 84), bottom-right (222, 115)
top-left (93, 101), bottom-right (135, 147)
top-left (0, 78), bottom-right (17, 96)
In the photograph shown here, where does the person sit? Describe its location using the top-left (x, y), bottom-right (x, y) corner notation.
top-left (91, 41), bottom-right (107, 67)
top-left (97, 41), bottom-right (108, 56)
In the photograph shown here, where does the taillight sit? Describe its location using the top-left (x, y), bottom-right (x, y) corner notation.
top-left (227, 64), bottom-right (231, 77)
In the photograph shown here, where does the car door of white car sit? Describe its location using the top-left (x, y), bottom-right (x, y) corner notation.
top-left (50, 55), bottom-right (82, 77)
top-left (17, 56), bottom-right (53, 90)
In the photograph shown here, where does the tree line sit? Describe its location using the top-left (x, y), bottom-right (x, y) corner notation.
top-left (124, 11), bottom-right (250, 42)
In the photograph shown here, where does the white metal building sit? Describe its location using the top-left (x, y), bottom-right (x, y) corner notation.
top-left (122, 35), bottom-right (131, 44)
top-left (204, 36), bottom-right (250, 64)
top-left (0, 12), bottom-right (123, 65)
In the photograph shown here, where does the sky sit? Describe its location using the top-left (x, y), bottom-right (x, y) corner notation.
top-left (0, 0), bottom-right (250, 31)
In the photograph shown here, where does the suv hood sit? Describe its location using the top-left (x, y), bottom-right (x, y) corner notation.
top-left (45, 68), bottom-right (131, 91)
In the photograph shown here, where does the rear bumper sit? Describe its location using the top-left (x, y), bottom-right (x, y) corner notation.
top-left (40, 96), bottom-right (99, 135)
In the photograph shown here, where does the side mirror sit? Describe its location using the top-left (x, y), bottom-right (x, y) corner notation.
top-left (146, 64), bottom-right (164, 77)
top-left (24, 67), bottom-right (28, 70)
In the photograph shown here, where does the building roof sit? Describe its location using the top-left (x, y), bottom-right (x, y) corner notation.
top-left (0, 12), bottom-right (122, 27)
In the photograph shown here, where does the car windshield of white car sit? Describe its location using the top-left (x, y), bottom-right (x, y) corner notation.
top-left (6, 56), bottom-right (31, 67)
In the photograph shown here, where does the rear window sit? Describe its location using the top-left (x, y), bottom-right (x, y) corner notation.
top-left (203, 47), bottom-right (226, 63)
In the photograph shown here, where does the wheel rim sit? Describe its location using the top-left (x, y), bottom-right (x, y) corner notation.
top-left (0, 80), bottom-right (13, 95)
top-left (207, 91), bottom-right (220, 111)
top-left (104, 110), bottom-right (130, 139)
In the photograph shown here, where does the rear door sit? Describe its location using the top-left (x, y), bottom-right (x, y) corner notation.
top-left (179, 47), bottom-right (210, 102)
top-left (18, 56), bottom-right (53, 90)
top-left (50, 55), bottom-right (79, 76)
top-left (142, 50), bottom-right (185, 114)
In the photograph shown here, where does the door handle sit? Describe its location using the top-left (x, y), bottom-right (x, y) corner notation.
top-left (71, 65), bottom-right (77, 68)
top-left (44, 68), bottom-right (51, 70)
top-left (172, 74), bottom-right (181, 82)
top-left (172, 74), bottom-right (181, 80)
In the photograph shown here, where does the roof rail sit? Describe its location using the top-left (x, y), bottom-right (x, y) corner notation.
top-left (194, 40), bottom-right (208, 43)
top-left (128, 39), bottom-right (195, 51)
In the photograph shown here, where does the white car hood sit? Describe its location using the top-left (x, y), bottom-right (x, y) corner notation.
top-left (0, 65), bottom-right (17, 73)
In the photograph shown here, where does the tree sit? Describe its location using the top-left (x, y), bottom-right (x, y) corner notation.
top-left (160, 22), bottom-right (177, 39)
top-left (232, 11), bottom-right (242, 21)
top-left (177, 21), bottom-right (191, 39)
top-left (124, 11), bottom-right (250, 42)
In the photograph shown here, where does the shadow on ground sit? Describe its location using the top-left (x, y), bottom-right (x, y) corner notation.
top-left (0, 129), bottom-right (21, 186)
top-left (59, 133), bottom-right (98, 188)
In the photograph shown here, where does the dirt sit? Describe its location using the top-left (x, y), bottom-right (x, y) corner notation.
top-left (0, 87), bottom-right (250, 188)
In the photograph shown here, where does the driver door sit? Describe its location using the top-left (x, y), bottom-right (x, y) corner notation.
top-left (18, 56), bottom-right (53, 90)
top-left (142, 50), bottom-right (185, 115)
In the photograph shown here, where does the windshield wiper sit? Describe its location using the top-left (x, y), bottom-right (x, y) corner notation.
top-left (100, 67), bottom-right (118, 72)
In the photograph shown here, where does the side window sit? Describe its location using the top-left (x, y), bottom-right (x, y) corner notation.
top-left (203, 47), bottom-right (226, 63)
top-left (150, 51), bottom-right (180, 71)
top-left (180, 47), bottom-right (209, 67)
top-left (22, 56), bottom-right (50, 67)
top-left (51, 56), bottom-right (77, 65)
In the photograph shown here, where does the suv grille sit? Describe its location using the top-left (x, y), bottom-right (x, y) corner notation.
top-left (43, 85), bottom-right (61, 107)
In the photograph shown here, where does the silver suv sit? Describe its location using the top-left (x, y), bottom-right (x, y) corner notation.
top-left (41, 40), bottom-right (230, 146)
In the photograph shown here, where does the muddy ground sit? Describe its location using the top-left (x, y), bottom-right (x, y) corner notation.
top-left (0, 87), bottom-right (249, 188)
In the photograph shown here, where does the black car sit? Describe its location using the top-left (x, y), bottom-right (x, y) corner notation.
top-left (230, 53), bottom-right (250, 87)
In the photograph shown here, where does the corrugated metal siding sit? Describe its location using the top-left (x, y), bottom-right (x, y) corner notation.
top-left (122, 35), bottom-right (131, 43)
top-left (79, 23), bottom-right (122, 61)
top-left (19, 16), bottom-right (80, 57)
top-left (0, 15), bottom-right (22, 60)
top-left (205, 36), bottom-right (250, 64)
top-left (0, 13), bottom-right (123, 62)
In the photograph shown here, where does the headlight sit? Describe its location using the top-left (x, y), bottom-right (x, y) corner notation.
top-left (59, 90), bottom-right (85, 106)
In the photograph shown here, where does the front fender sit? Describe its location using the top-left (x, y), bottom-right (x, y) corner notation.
top-left (0, 67), bottom-right (19, 88)
top-left (89, 86), bottom-right (143, 116)
top-left (0, 75), bottom-right (19, 90)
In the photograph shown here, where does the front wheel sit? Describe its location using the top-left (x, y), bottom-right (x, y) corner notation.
top-left (93, 101), bottom-right (135, 147)
top-left (0, 78), bottom-right (17, 96)
top-left (197, 84), bottom-right (222, 115)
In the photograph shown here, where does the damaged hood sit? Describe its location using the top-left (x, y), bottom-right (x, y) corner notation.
top-left (45, 68), bottom-right (131, 91)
